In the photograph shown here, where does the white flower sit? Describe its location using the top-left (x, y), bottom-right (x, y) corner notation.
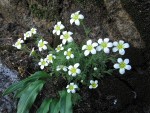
top-left (55, 44), bottom-right (64, 52)
top-left (38, 39), bottom-right (48, 51)
top-left (66, 83), bottom-right (78, 93)
top-left (96, 38), bottom-right (113, 53)
top-left (24, 31), bottom-right (32, 40)
top-left (46, 54), bottom-right (56, 63)
top-left (56, 65), bottom-right (67, 72)
top-left (114, 58), bottom-right (132, 74)
top-left (12, 38), bottom-right (24, 49)
top-left (68, 63), bottom-right (81, 77)
top-left (82, 40), bottom-right (98, 56)
top-left (70, 11), bottom-right (84, 26)
top-left (38, 58), bottom-right (48, 70)
top-left (113, 40), bottom-right (129, 55)
top-left (89, 80), bottom-right (98, 89)
top-left (64, 48), bottom-right (74, 59)
top-left (30, 28), bottom-right (37, 35)
top-left (60, 31), bottom-right (73, 45)
top-left (29, 48), bottom-right (35, 56)
top-left (94, 67), bottom-right (97, 71)
top-left (53, 21), bottom-right (65, 35)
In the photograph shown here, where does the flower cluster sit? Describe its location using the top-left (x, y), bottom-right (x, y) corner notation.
top-left (24, 28), bottom-right (37, 40)
top-left (12, 11), bottom-right (132, 95)
top-left (82, 38), bottom-right (129, 55)
top-left (38, 54), bottom-right (56, 69)
top-left (81, 38), bottom-right (131, 74)
top-left (12, 28), bottom-right (37, 49)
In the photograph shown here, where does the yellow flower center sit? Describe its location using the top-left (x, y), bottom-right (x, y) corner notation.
top-left (67, 51), bottom-right (72, 57)
top-left (69, 85), bottom-right (74, 90)
top-left (56, 26), bottom-right (60, 31)
top-left (101, 42), bottom-right (107, 48)
top-left (16, 41), bottom-right (21, 46)
top-left (92, 83), bottom-right (97, 88)
top-left (64, 33), bottom-right (70, 39)
top-left (87, 45), bottom-right (93, 51)
top-left (41, 61), bottom-right (46, 65)
top-left (57, 46), bottom-right (61, 50)
top-left (71, 67), bottom-right (76, 74)
top-left (39, 42), bottom-right (44, 47)
top-left (117, 44), bottom-right (124, 49)
top-left (73, 14), bottom-right (79, 20)
top-left (48, 55), bottom-right (53, 61)
top-left (31, 29), bottom-right (35, 33)
top-left (119, 62), bottom-right (126, 68)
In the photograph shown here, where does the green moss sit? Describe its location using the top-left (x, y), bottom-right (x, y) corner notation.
top-left (30, 3), bottom-right (59, 20)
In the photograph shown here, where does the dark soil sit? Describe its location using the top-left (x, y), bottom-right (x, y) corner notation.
top-left (0, 0), bottom-right (150, 113)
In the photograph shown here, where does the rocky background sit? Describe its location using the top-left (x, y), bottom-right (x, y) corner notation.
top-left (0, 0), bottom-right (150, 113)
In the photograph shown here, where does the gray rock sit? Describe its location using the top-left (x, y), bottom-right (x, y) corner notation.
top-left (0, 59), bottom-right (19, 113)
top-left (104, 0), bottom-right (145, 48)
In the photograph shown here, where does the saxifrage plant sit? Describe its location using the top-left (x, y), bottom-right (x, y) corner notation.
top-left (3, 11), bottom-right (131, 113)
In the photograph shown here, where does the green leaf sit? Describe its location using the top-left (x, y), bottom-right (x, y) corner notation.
top-left (72, 93), bottom-right (81, 105)
top-left (3, 71), bottom-right (49, 96)
top-left (25, 71), bottom-right (49, 81)
top-left (59, 90), bottom-right (73, 113)
top-left (17, 80), bottom-right (45, 113)
top-left (3, 80), bottom-right (26, 96)
top-left (49, 99), bottom-right (60, 113)
top-left (37, 99), bottom-right (52, 113)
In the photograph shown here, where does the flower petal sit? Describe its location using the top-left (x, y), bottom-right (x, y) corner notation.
top-left (107, 42), bottom-right (113, 47)
top-left (119, 69), bottom-right (125, 74)
top-left (119, 49), bottom-right (125, 55)
top-left (87, 40), bottom-right (92, 45)
top-left (104, 38), bottom-right (109, 42)
top-left (113, 47), bottom-right (118, 52)
top-left (62, 40), bottom-right (66, 45)
top-left (114, 64), bottom-right (119, 69)
top-left (68, 71), bottom-right (71, 75)
top-left (104, 48), bottom-right (110, 53)
top-left (91, 49), bottom-right (96, 54)
top-left (43, 45), bottom-right (47, 50)
top-left (96, 46), bottom-right (102, 51)
top-left (67, 89), bottom-right (71, 93)
top-left (56, 31), bottom-right (60, 35)
top-left (89, 85), bottom-right (93, 89)
top-left (92, 42), bottom-right (98, 47)
top-left (82, 45), bottom-right (87, 50)
top-left (79, 14), bottom-right (84, 19)
top-left (60, 24), bottom-right (65, 29)
top-left (119, 40), bottom-right (124, 44)
top-left (124, 43), bottom-right (129, 48)
top-left (74, 63), bottom-right (79, 68)
top-left (95, 80), bottom-right (98, 84)
top-left (84, 50), bottom-right (90, 56)
top-left (117, 58), bottom-right (123, 63)
top-left (125, 65), bottom-right (131, 70)
top-left (90, 80), bottom-right (94, 84)
top-left (98, 39), bottom-right (102, 44)
top-left (124, 59), bottom-right (129, 64)
top-left (77, 69), bottom-right (81, 74)
top-left (75, 20), bottom-right (80, 26)
top-left (57, 21), bottom-right (61, 25)
top-left (113, 41), bottom-right (118, 46)
top-left (71, 90), bottom-right (75, 93)
top-left (68, 31), bottom-right (73, 35)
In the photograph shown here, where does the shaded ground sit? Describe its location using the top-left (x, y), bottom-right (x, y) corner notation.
top-left (0, 0), bottom-right (150, 113)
